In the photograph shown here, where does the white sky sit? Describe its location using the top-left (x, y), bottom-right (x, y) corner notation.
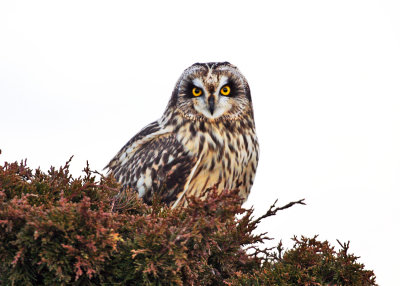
top-left (1, 1), bottom-right (399, 284)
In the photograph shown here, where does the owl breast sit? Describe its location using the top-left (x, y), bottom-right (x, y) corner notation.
top-left (171, 116), bottom-right (259, 208)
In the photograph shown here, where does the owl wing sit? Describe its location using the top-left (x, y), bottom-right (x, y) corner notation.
top-left (105, 120), bottom-right (163, 171)
top-left (105, 120), bottom-right (197, 205)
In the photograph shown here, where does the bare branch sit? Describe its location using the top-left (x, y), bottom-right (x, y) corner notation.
top-left (252, 198), bottom-right (306, 226)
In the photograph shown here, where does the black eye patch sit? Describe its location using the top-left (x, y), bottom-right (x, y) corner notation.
top-left (221, 80), bottom-right (239, 97)
top-left (186, 83), bottom-right (203, 98)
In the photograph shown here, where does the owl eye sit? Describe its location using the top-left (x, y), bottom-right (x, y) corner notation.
top-left (192, 87), bottom-right (203, 97)
top-left (220, 85), bottom-right (231, 96)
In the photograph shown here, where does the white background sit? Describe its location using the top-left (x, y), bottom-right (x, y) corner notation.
top-left (1, 1), bottom-right (399, 284)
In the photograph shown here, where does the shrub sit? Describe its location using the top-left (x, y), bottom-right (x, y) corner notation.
top-left (0, 157), bottom-right (377, 285)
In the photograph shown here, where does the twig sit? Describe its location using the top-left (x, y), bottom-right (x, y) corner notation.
top-left (252, 198), bottom-right (306, 226)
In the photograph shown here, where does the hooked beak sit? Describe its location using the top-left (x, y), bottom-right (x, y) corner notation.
top-left (208, 96), bottom-right (215, 115)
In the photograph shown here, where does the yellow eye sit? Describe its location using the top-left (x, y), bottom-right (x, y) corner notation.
top-left (192, 87), bottom-right (202, 97)
top-left (220, 85), bottom-right (231, 96)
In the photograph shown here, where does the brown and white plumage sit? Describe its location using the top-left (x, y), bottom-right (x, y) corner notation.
top-left (106, 62), bottom-right (259, 208)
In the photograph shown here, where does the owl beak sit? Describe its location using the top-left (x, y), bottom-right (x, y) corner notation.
top-left (208, 96), bottom-right (215, 115)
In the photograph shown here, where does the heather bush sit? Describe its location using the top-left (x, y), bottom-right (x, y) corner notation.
top-left (0, 156), bottom-right (377, 285)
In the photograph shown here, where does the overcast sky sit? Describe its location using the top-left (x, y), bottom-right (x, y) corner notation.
top-left (1, 1), bottom-right (399, 284)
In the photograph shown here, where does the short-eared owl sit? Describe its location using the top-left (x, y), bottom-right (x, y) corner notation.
top-left (106, 62), bottom-right (259, 208)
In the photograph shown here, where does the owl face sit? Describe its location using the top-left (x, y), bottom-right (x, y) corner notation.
top-left (171, 62), bottom-right (252, 121)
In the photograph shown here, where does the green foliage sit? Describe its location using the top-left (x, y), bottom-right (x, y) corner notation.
top-left (0, 158), bottom-right (377, 285)
top-left (226, 236), bottom-right (377, 286)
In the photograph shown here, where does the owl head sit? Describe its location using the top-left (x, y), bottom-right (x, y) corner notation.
top-left (166, 62), bottom-right (253, 121)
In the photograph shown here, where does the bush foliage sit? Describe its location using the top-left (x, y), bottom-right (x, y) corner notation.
top-left (0, 157), bottom-right (377, 285)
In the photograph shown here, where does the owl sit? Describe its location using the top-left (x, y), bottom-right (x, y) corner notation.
top-left (105, 62), bottom-right (259, 208)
